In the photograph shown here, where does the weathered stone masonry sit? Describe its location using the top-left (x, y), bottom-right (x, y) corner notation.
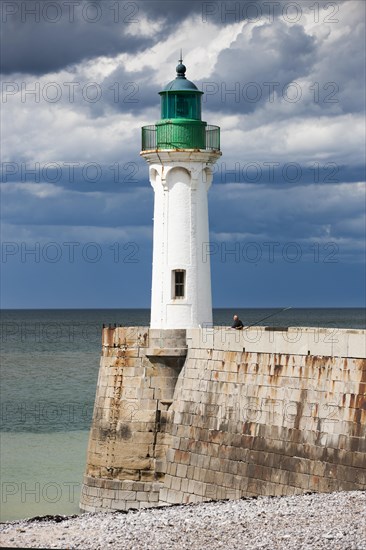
top-left (81, 328), bottom-right (187, 511)
top-left (80, 326), bottom-right (366, 512)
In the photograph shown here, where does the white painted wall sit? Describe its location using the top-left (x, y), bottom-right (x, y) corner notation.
top-left (141, 150), bottom-right (221, 329)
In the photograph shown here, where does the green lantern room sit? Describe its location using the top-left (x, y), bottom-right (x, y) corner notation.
top-left (141, 57), bottom-right (220, 151)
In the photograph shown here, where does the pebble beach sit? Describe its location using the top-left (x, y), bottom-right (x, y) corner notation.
top-left (0, 491), bottom-right (365, 549)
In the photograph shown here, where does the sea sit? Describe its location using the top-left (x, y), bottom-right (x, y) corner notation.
top-left (1, 308), bottom-right (365, 522)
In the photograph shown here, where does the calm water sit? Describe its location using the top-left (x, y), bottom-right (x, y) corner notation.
top-left (1, 308), bottom-right (365, 521)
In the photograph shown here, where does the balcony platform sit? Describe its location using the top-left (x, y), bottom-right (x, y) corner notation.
top-left (142, 123), bottom-right (220, 151)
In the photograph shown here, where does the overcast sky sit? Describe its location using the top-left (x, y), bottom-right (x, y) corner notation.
top-left (1, 0), bottom-right (365, 308)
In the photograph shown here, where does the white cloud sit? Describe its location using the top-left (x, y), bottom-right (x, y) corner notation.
top-left (1, 182), bottom-right (63, 198)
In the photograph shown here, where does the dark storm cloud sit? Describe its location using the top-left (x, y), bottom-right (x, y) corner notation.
top-left (59, 9), bottom-right (352, 121)
top-left (210, 163), bottom-right (365, 188)
top-left (0, 0), bottom-right (292, 76)
top-left (1, 159), bottom-right (150, 190)
top-left (0, 1), bottom-right (155, 75)
top-left (208, 181), bottom-right (365, 249)
top-left (0, 0), bottom-right (226, 75)
top-left (200, 20), bottom-right (317, 116)
top-left (1, 183), bottom-right (153, 228)
top-left (0, 0), bottom-right (151, 75)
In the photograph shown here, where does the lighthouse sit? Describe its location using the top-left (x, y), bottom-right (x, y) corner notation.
top-left (141, 57), bottom-right (221, 329)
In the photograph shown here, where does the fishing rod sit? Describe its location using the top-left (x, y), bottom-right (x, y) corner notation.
top-left (243, 306), bottom-right (292, 330)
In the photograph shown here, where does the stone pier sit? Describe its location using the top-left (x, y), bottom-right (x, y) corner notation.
top-left (80, 326), bottom-right (366, 512)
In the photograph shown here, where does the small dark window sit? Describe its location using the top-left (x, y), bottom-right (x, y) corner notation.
top-left (173, 270), bottom-right (185, 298)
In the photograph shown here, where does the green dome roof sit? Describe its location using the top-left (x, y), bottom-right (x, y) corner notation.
top-left (160, 58), bottom-right (203, 94)
top-left (162, 78), bottom-right (200, 92)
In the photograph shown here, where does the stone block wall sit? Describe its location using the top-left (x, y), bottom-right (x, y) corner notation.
top-left (80, 327), bottom-right (187, 512)
top-left (161, 327), bottom-right (366, 505)
top-left (80, 326), bottom-right (366, 512)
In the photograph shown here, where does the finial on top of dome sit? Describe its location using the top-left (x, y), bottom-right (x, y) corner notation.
top-left (176, 50), bottom-right (186, 79)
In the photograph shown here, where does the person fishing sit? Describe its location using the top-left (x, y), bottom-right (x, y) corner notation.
top-left (230, 307), bottom-right (292, 331)
top-left (231, 314), bottom-right (244, 330)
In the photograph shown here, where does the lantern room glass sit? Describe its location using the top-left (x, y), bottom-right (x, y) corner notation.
top-left (161, 93), bottom-right (202, 120)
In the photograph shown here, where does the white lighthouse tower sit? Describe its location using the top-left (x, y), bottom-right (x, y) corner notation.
top-left (141, 57), bottom-right (221, 329)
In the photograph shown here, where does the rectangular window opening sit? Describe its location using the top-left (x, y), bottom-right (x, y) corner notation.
top-left (173, 269), bottom-right (185, 299)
